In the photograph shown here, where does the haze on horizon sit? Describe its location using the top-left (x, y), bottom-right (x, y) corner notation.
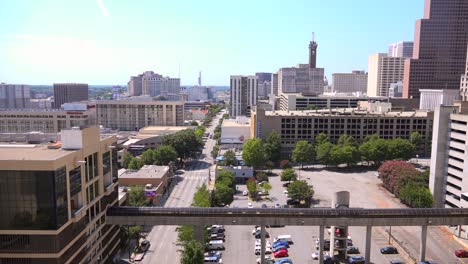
top-left (0, 0), bottom-right (422, 86)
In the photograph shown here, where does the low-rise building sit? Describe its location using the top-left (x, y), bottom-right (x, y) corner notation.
top-left (0, 126), bottom-right (120, 263)
top-left (221, 117), bottom-right (251, 146)
top-left (217, 165), bottom-right (254, 184)
top-left (251, 107), bottom-right (433, 157)
top-left (419, 89), bottom-right (461, 111)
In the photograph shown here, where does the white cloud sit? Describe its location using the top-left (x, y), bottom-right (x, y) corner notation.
top-left (97, 0), bottom-right (110, 17)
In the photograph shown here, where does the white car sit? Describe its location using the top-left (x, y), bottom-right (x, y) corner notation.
top-left (257, 256), bottom-right (274, 264)
top-left (255, 239), bottom-right (271, 246)
top-left (254, 246), bottom-right (272, 255)
top-left (252, 226), bottom-right (261, 235)
top-left (242, 190), bottom-right (248, 196)
top-left (283, 190), bottom-right (289, 194)
top-left (312, 252), bottom-right (328, 259)
top-left (248, 202), bottom-right (253, 208)
top-left (274, 203), bottom-right (281, 208)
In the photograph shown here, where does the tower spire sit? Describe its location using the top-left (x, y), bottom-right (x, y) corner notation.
top-left (309, 32), bottom-right (318, 69)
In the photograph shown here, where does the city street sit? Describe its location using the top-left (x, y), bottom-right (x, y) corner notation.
top-left (138, 112), bottom-right (223, 264)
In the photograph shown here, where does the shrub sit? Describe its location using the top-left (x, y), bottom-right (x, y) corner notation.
top-left (378, 160), bottom-right (419, 195)
top-left (280, 160), bottom-right (292, 169)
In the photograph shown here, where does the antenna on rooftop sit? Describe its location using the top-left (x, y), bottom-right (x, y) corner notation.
top-left (178, 62), bottom-right (181, 80)
top-left (312, 32), bottom-right (315, 42)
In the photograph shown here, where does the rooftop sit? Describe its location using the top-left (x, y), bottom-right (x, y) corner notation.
top-left (138, 126), bottom-right (193, 136)
top-left (222, 119), bottom-right (250, 127)
top-left (0, 143), bottom-right (75, 161)
top-left (119, 165), bottom-right (170, 179)
top-left (264, 108), bottom-right (430, 118)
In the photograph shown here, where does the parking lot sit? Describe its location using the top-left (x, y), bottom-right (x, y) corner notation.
top-left (220, 168), bottom-right (411, 264)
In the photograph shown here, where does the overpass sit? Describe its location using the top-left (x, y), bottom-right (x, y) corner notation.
top-left (107, 207), bottom-right (468, 264)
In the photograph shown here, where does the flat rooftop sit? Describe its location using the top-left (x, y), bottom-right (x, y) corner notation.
top-left (0, 143), bottom-right (74, 161)
top-left (264, 108), bottom-right (430, 118)
top-left (222, 119), bottom-right (250, 127)
top-left (138, 126), bottom-right (193, 135)
top-left (119, 165), bottom-right (169, 179)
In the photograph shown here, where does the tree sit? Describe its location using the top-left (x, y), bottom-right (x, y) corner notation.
top-left (140, 149), bottom-right (155, 165)
top-left (399, 184), bottom-right (434, 208)
top-left (181, 240), bottom-right (204, 264)
top-left (128, 158), bottom-right (143, 170)
top-left (387, 138), bottom-right (415, 161)
top-left (280, 160), bottom-right (292, 169)
top-left (211, 145), bottom-right (220, 158)
top-left (214, 182), bottom-right (234, 205)
top-left (265, 160), bottom-right (274, 173)
top-left (378, 160), bottom-right (420, 195)
top-left (153, 145), bottom-right (178, 165)
top-left (292, 140), bottom-right (315, 168)
top-left (337, 134), bottom-right (358, 147)
top-left (316, 142), bottom-right (334, 165)
top-left (314, 133), bottom-right (329, 146)
top-left (261, 182), bottom-right (272, 194)
top-left (264, 131), bottom-right (282, 162)
top-left (192, 184), bottom-right (211, 208)
top-left (216, 170), bottom-right (235, 189)
top-left (190, 120), bottom-right (199, 126)
top-left (162, 129), bottom-right (203, 159)
top-left (255, 172), bottom-right (268, 182)
top-left (337, 145), bottom-right (360, 166)
top-left (128, 185), bottom-right (147, 206)
top-left (247, 179), bottom-right (258, 198)
top-left (176, 225), bottom-right (194, 245)
top-left (222, 150), bottom-right (238, 166)
top-left (410, 131), bottom-right (424, 148)
top-left (306, 104), bottom-right (317, 110)
top-left (122, 152), bottom-right (134, 169)
top-left (242, 139), bottom-right (266, 169)
top-left (287, 180), bottom-right (314, 204)
top-left (280, 168), bottom-right (297, 182)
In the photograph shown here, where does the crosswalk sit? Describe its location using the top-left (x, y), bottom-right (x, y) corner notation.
top-left (182, 176), bottom-right (208, 180)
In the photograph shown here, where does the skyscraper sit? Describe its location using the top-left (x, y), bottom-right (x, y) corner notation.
top-left (128, 74), bottom-right (143, 96)
top-left (0, 83), bottom-right (31, 108)
top-left (367, 53), bottom-right (405, 97)
top-left (255, 72), bottom-right (272, 98)
top-left (388, 41), bottom-right (414, 58)
top-left (230, 75), bottom-right (258, 118)
top-left (403, 0), bottom-right (468, 98)
top-left (141, 71), bottom-right (181, 97)
top-left (461, 45), bottom-right (468, 101)
top-left (53, 83), bottom-right (89, 108)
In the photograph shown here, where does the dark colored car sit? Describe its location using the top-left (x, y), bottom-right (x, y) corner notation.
top-left (254, 230), bottom-right (270, 239)
top-left (272, 245), bottom-right (288, 253)
top-left (455, 249), bottom-right (468, 258)
top-left (323, 256), bottom-right (340, 264)
top-left (347, 256), bottom-right (365, 264)
top-left (261, 204), bottom-right (268, 208)
top-left (139, 240), bottom-right (150, 252)
top-left (380, 246), bottom-right (398, 254)
top-left (210, 233), bottom-right (225, 241)
top-left (272, 240), bottom-right (289, 248)
top-left (419, 262), bottom-right (437, 264)
top-left (282, 182), bottom-right (290, 187)
top-left (347, 246), bottom-right (360, 254)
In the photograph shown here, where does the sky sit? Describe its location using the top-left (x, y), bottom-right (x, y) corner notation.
top-left (0, 0), bottom-right (424, 86)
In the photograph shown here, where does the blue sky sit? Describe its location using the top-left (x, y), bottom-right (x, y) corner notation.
top-left (0, 0), bottom-right (423, 86)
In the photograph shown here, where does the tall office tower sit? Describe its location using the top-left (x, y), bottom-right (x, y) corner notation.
top-left (0, 126), bottom-right (120, 263)
top-left (0, 83), bottom-right (31, 108)
top-left (367, 53), bottom-right (405, 97)
top-left (230, 75), bottom-right (258, 118)
top-left (271, 73), bottom-right (279, 96)
top-left (388, 41), bottom-right (414, 58)
top-left (461, 45), bottom-right (468, 101)
top-left (128, 74), bottom-right (143, 96)
top-left (332, 71), bottom-right (368, 94)
top-left (186, 86), bottom-right (210, 101)
top-left (141, 71), bottom-right (181, 97)
top-left (403, 0), bottom-right (468, 98)
top-left (53, 83), bottom-right (88, 108)
top-left (255, 72), bottom-right (272, 98)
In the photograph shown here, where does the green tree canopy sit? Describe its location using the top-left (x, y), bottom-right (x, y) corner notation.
top-left (190, 120), bottom-right (199, 126)
top-left (216, 170), bottom-right (235, 189)
top-left (292, 140), bottom-right (315, 168)
top-left (162, 129), bottom-right (203, 159)
top-left (337, 134), bottom-right (358, 147)
top-left (247, 179), bottom-right (258, 198)
top-left (280, 168), bottom-right (297, 182)
top-left (128, 185), bottom-right (148, 206)
top-left (214, 182), bottom-right (234, 205)
top-left (176, 225), bottom-right (194, 245)
top-left (387, 138), bottom-right (415, 161)
top-left (314, 133), bottom-right (329, 146)
top-left (264, 131), bottom-right (282, 162)
top-left (316, 142), bottom-right (334, 165)
top-left (287, 180), bottom-right (314, 203)
top-left (306, 104), bottom-right (317, 110)
top-left (256, 172), bottom-right (269, 182)
top-left (222, 150), bottom-right (238, 166)
top-left (410, 131), bottom-right (424, 148)
top-left (122, 152), bottom-right (134, 169)
top-left (140, 149), bottom-right (155, 165)
top-left (399, 184), bottom-right (434, 208)
top-left (242, 138), bottom-right (266, 169)
top-left (153, 145), bottom-right (178, 165)
top-left (181, 240), bottom-right (204, 264)
top-left (192, 184), bottom-right (211, 208)
top-left (128, 158), bottom-right (143, 170)
top-left (261, 182), bottom-right (272, 194)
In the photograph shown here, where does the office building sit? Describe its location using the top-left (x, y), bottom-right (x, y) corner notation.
top-left (389, 82), bottom-right (404, 98)
top-left (388, 41), bottom-right (414, 58)
top-left (0, 126), bottom-right (120, 263)
top-left (186, 86), bottom-right (211, 101)
top-left (271, 73), bottom-right (279, 97)
top-left (277, 37), bottom-right (325, 96)
top-left (461, 46), bottom-right (468, 101)
top-left (30, 97), bottom-right (54, 109)
top-left (53, 83), bottom-right (89, 109)
top-left (403, 0), bottom-right (468, 98)
top-left (220, 116), bottom-right (251, 145)
top-left (332, 71), bottom-right (368, 94)
top-left (141, 71), bottom-right (180, 97)
top-left (419, 89), bottom-right (460, 111)
top-left (256, 72), bottom-right (272, 98)
top-left (278, 93), bottom-right (383, 111)
top-left (251, 107), bottom-right (433, 157)
top-left (96, 100), bottom-right (184, 130)
top-left (229, 75), bottom-right (258, 117)
top-left (367, 53), bottom-right (405, 97)
top-left (0, 106), bottom-right (96, 133)
top-left (128, 74), bottom-right (143, 96)
top-left (0, 83), bottom-right (31, 109)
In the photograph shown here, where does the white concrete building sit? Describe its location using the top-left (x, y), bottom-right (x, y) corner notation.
top-left (388, 41), bottom-right (414, 58)
top-left (139, 71), bottom-right (181, 97)
top-left (461, 45), bottom-right (468, 101)
top-left (332, 71), bottom-right (368, 94)
top-left (367, 53), bottom-right (405, 97)
top-left (186, 86), bottom-right (210, 101)
top-left (229, 75), bottom-right (258, 117)
top-left (220, 117), bottom-right (251, 145)
top-left (419, 89), bottom-right (461, 111)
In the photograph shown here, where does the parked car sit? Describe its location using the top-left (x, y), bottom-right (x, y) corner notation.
top-left (455, 249), bottom-right (468, 258)
top-left (272, 240), bottom-right (289, 248)
top-left (255, 239), bottom-right (271, 247)
top-left (204, 255), bottom-right (222, 263)
top-left (257, 256), bottom-right (275, 264)
top-left (275, 203), bottom-right (281, 208)
top-left (139, 240), bottom-right (150, 252)
top-left (254, 246), bottom-right (272, 255)
top-left (272, 245), bottom-right (288, 253)
top-left (275, 258), bottom-right (293, 264)
top-left (419, 262), bottom-right (437, 264)
top-left (254, 230), bottom-right (270, 239)
top-left (312, 252), bottom-right (328, 260)
top-left (273, 249), bottom-right (289, 258)
top-left (207, 225), bottom-right (225, 232)
top-left (347, 256), bottom-right (365, 264)
top-left (242, 190), bottom-right (248, 196)
top-left (282, 182), bottom-right (290, 187)
top-left (380, 246), bottom-right (398, 254)
top-left (210, 229), bottom-right (225, 235)
top-left (347, 246), bottom-right (360, 254)
top-left (252, 226), bottom-right (261, 235)
top-left (204, 251), bottom-right (222, 258)
top-left (390, 260), bottom-right (405, 264)
top-left (210, 233), bottom-right (225, 241)
top-left (274, 235), bottom-right (293, 244)
top-left (248, 202), bottom-right (253, 208)
top-left (323, 255), bottom-right (340, 264)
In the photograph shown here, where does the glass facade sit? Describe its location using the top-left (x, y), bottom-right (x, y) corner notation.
top-left (0, 168), bottom-right (68, 230)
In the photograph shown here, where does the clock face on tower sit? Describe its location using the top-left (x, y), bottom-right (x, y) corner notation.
top-left (312, 51), bottom-right (315, 55)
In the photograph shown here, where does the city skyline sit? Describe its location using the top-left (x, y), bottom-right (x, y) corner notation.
top-left (0, 0), bottom-right (422, 85)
